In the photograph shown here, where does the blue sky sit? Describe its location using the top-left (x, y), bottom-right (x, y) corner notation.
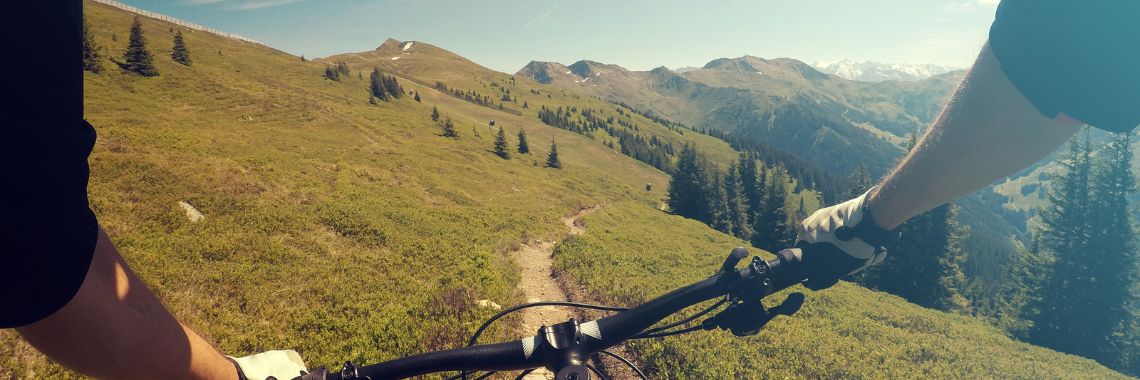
top-left (117, 0), bottom-right (1000, 73)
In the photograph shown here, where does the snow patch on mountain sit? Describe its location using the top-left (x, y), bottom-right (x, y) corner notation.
top-left (811, 59), bottom-right (960, 81)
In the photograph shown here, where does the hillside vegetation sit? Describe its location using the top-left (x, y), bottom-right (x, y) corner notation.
top-left (0, 2), bottom-right (1131, 379)
top-left (555, 203), bottom-right (1129, 379)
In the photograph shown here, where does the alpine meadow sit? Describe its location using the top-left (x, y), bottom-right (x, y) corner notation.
top-left (0, 1), bottom-right (1136, 379)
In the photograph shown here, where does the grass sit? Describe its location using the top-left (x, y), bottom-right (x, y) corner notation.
top-left (554, 202), bottom-right (1131, 379)
top-left (0, 2), bottom-right (675, 377)
top-left (0, 1), bottom-right (1128, 379)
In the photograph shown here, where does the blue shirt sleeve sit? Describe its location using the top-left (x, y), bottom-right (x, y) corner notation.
top-left (989, 0), bottom-right (1140, 133)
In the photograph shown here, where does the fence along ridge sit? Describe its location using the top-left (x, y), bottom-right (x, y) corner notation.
top-left (91, 0), bottom-right (264, 46)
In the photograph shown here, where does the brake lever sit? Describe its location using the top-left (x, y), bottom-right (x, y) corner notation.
top-left (705, 292), bottom-right (805, 336)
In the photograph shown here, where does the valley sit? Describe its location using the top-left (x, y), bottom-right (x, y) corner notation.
top-left (0, 1), bottom-right (1132, 379)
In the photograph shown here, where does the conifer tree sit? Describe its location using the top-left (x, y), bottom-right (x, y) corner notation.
top-left (440, 117), bottom-right (458, 138)
top-left (82, 16), bottom-right (103, 73)
top-left (383, 75), bottom-right (403, 99)
top-left (863, 203), bottom-right (970, 311)
top-left (1029, 131), bottom-right (1139, 369)
top-left (171, 30), bottom-right (191, 66)
top-left (1089, 132), bottom-right (1140, 372)
top-left (754, 165), bottom-right (795, 252)
top-left (725, 163), bottom-right (752, 240)
top-left (668, 144), bottom-right (708, 221)
top-left (546, 141), bottom-right (562, 169)
top-left (122, 16), bottom-right (158, 76)
top-left (370, 68), bottom-right (387, 100)
top-left (431, 106), bottom-right (440, 122)
top-left (707, 168), bottom-right (733, 233)
top-left (1029, 131), bottom-right (1097, 355)
top-left (845, 163), bottom-right (873, 199)
top-left (749, 164), bottom-right (770, 248)
top-left (324, 66), bottom-right (340, 81)
top-left (493, 127), bottom-right (511, 159)
top-left (517, 129), bottom-right (530, 154)
top-left (414, 92), bottom-right (422, 102)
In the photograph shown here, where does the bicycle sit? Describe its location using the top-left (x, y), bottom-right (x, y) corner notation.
top-left (295, 246), bottom-right (814, 380)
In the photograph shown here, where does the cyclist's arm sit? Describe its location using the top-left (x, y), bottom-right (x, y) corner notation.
top-left (866, 0), bottom-right (1140, 229)
top-left (865, 43), bottom-right (1080, 229)
top-left (16, 228), bottom-right (239, 380)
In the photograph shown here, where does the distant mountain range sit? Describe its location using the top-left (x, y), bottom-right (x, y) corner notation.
top-left (811, 59), bottom-right (962, 82)
top-left (516, 56), bottom-right (1031, 285)
top-left (517, 56), bottom-right (964, 177)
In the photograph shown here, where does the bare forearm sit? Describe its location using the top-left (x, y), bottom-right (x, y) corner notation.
top-left (16, 228), bottom-right (236, 380)
top-left (865, 43), bottom-right (1080, 230)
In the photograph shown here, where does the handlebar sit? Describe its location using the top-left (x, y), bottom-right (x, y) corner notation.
top-left (302, 247), bottom-right (808, 380)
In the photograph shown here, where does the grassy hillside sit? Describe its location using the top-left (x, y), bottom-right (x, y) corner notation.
top-left (0, 2), bottom-right (1129, 379)
top-left (0, 2), bottom-right (675, 377)
top-left (555, 202), bottom-right (1130, 379)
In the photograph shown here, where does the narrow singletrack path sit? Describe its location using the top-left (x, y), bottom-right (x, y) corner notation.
top-left (510, 205), bottom-right (600, 379)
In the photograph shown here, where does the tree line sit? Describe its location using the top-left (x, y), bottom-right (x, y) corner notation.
top-left (83, 15), bottom-right (193, 77)
top-left (1013, 131), bottom-right (1138, 375)
top-left (667, 146), bottom-right (798, 253)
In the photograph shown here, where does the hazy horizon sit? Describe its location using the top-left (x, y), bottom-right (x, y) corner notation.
top-left (115, 0), bottom-right (997, 74)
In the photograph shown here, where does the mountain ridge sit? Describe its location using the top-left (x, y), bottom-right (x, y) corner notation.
top-left (9, 3), bottom-right (1128, 377)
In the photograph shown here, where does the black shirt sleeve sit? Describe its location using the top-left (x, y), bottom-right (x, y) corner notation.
top-left (0, 1), bottom-right (99, 328)
top-left (989, 1), bottom-right (1140, 133)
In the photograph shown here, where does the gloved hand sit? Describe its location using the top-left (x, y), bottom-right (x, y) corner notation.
top-left (229, 350), bottom-right (309, 380)
top-left (796, 188), bottom-right (898, 290)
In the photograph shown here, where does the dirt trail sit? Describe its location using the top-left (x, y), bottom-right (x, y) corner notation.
top-left (510, 205), bottom-right (600, 379)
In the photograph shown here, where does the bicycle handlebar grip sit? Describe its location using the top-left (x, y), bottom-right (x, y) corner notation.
top-left (290, 368), bottom-right (330, 380)
top-left (792, 243), bottom-right (868, 290)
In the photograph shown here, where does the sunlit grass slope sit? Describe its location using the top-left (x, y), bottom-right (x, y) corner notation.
top-left (0, 1), bottom-right (1127, 379)
top-left (554, 202), bottom-right (1131, 379)
top-left (0, 1), bottom-right (672, 377)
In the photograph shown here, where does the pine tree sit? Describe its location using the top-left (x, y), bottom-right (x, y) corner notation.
top-left (1030, 131), bottom-right (1139, 367)
top-left (324, 66), bottom-right (340, 81)
top-left (82, 15), bottom-right (103, 73)
top-left (171, 30), bottom-right (191, 66)
top-left (517, 129), bottom-right (530, 154)
top-left (545, 141), bottom-right (562, 169)
top-left (1029, 131), bottom-right (1097, 355)
top-left (122, 16), bottom-right (158, 76)
top-left (863, 203), bottom-right (970, 311)
top-left (725, 162), bottom-right (752, 240)
top-left (749, 164), bottom-right (770, 248)
top-left (493, 128), bottom-right (511, 159)
top-left (707, 167), bottom-right (733, 233)
top-left (431, 106), bottom-right (440, 122)
top-left (384, 75), bottom-right (403, 99)
top-left (300, 54), bottom-right (306, 62)
top-left (754, 165), bottom-right (795, 252)
top-left (1091, 132), bottom-right (1140, 373)
top-left (668, 144), bottom-right (708, 221)
top-left (845, 163), bottom-right (873, 199)
top-left (413, 92), bottom-right (422, 102)
top-left (370, 68), bottom-right (387, 100)
top-left (440, 117), bottom-right (458, 138)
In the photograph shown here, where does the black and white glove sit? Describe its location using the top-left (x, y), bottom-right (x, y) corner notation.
top-left (230, 350), bottom-right (309, 380)
top-left (796, 188), bottom-right (899, 290)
